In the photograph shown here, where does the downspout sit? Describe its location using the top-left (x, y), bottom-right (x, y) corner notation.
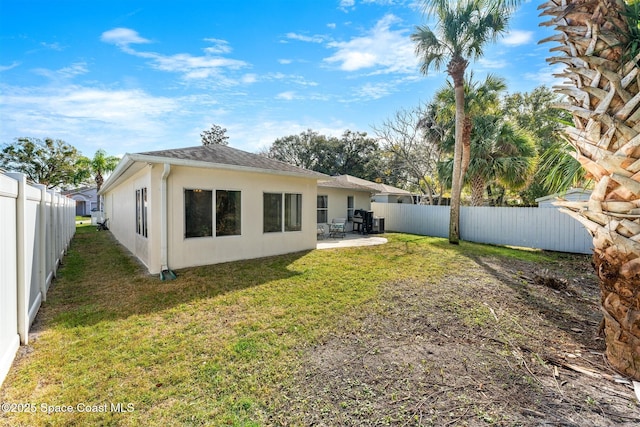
top-left (160, 163), bottom-right (176, 281)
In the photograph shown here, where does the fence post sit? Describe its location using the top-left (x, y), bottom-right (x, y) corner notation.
top-left (7, 173), bottom-right (29, 345)
top-left (35, 184), bottom-right (48, 301)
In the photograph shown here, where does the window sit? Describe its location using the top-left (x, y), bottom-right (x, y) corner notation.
top-left (185, 189), bottom-right (212, 238)
top-left (264, 192), bottom-right (303, 232)
top-left (317, 195), bottom-right (328, 223)
top-left (216, 190), bottom-right (241, 236)
top-left (135, 188), bottom-right (148, 237)
top-left (263, 193), bottom-right (282, 233)
top-left (347, 196), bottom-right (354, 222)
top-left (285, 193), bottom-right (302, 231)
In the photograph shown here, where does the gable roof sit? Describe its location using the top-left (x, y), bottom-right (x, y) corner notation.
top-left (61, 186), bottom-right (97, 196)
top-left (320, 174), bottom-right (412, 196)
top-left (100, 144), bottom-right (327, 194)
top-left (138, 145), bottom-right (326, 177)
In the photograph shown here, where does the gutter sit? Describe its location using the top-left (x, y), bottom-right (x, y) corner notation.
top-left (160, 163), bottom-right (176, 281)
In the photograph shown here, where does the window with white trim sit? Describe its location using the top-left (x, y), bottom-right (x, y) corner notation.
top-left (317, 195), bottom-right (328, 223)
top-left (185, 189), bottom-right (213, 238)
top-left (264, 192), bottom-right (303, 233)
top-left (347, 195), bottom-right (354, 222)
top-left (135, 188), bottom-right (148, 237)
top-left (285, 193), bottom-right (302, 231)
top-left (216, 190), bottom-right (241, 236)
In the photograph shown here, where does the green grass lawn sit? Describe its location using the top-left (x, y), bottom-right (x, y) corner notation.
top-left (0, 226), bottom-right (577, 426)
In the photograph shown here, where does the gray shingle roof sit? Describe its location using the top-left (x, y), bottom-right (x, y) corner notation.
top-left (319, 174), bottom-right (411, 195)
top-left (317, 178), bottom-right (373, 192)
top-left (137, 144), bottom-right (326, 178)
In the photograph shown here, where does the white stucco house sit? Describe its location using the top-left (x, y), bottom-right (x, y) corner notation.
top-left (99, 144), bottom-right (326, 277)
top-left (62, 187), bottom-right (98, 216)
top-left (317, 175), bottom-right (374, 233)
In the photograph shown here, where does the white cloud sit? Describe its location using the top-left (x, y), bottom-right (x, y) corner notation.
top-left (40, 42), bottom-right (64, 51)
top-left (0, 62), bottom-right (20, 72)
top-left (285, 32), bottom-right (326, 43)
top-left (101, 28), bottom-right (249, 82)
top-left (476, 58), bottom-right (508, 69)
top-left (522, 64), bottom-right (565, 87)
top-left (276, 91), bottom-right (296, 100)
top-left (324, 14), bottom-right (416, 74)
top-left (33, 62), bottom-right (89, 80)
top-left (349, 75), bottom-right (420, 101)
top-left (0, 84), bottom-right (182, 151)
top-left (151, 53), bottom-right (247, 75)
top-left (278, 59), bottom-right (293, 64)
top-left (501, 30), bottom-right (534, 46)
top-left (58, 62), bottom-right (89, 78)
top-left (339, 0), bottom-right (356, 11)
top-left (242, 73), bottom-right (258, 84)
top-left (203, 38), bottom-right (233, 54)
top-left (355, 82), bottom-right (393, 99)
top-left (327, 23), bottom-right (336, 29)
top-left (100, 28), bottom-right (151, 46)
top-left (235, 118), bottom-right (354, 152)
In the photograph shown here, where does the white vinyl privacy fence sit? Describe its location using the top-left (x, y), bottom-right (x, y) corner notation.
top-left (372, 202), bottom-right (593, 254)
top-left (0, 172), bottom-right (75, 387)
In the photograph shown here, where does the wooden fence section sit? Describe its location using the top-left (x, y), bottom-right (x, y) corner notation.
top-left (0, 172), bottom-right (75, 387)
top-left (372, 203), bottom-right (593, 254)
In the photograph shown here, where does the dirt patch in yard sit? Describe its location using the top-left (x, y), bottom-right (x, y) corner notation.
top-left (274, 252), bottom-right (640, 426)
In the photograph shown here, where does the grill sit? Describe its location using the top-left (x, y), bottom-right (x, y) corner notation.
top-left (353, 210), bottom-right (384, 234)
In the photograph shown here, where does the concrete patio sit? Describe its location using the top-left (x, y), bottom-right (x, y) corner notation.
top-left (316, 232), bottom-right (387, 250)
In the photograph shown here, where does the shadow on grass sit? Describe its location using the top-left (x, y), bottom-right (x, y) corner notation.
top-left (48, 226), bottom-right (308, 328)
top-left (392, 233), bottom-right (600, 344)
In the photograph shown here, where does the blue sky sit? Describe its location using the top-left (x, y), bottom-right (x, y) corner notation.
top-left (0, 0), bottom-right (559, 158)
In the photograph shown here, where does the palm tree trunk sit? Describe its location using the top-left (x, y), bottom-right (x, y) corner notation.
top-left (470, 175), bottom-right (485, 207)
top-left (461, 116), bottom-right (473, 181)
top-left (95, 172), bottom-right (103, 211)
top-left (540, 0), bottom-right (640, 379)
top-left (448, 56), bottom-right (469, 244)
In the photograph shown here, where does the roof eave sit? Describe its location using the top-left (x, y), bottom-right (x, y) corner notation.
top-left (100, 153), bottom-right (327, 194)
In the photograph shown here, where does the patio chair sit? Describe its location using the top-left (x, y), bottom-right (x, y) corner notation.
top-left (317, 224), bottom-right (327, 240)
top-left (329, 218), bottom-right (347, 238)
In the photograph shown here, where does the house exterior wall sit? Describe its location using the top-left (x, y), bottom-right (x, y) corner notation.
top-left (103, 166), bottom-right (153, 271)
top-left (165, 166), bottom-right (317, 272)
top-left (105, 164), bottom-right (319, 274)
top-left (67, 188), bottom-right (98, 215)
top-left (317, 187), bottom-right (371, 232)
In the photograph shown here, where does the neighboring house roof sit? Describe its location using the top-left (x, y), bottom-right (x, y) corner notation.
top-left (535, 188), bottom-right (592, 204)
top-left (318, 177), bottom-right (374, 193)
top-left (100, 144), bottom-right (327, 194)
top-left (62, 186), bottom-right (97, 196)
top-left (320, 174), bottom-right (412, 196)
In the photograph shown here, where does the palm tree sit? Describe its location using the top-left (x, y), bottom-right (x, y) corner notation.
top-left (540, 0), bottom-right (640, 378)
top-left (436, 112), bottom-right (538, 206)
top-left (431, 74), bottom-right (520, 205)
top-left (83, 149), bottom-right (120, 211)
top-left (411, 0), bottom-right (519, 243)
top-left (538, 139), bottom-right (588, 194)
top-left (466, 116), bottom-right (537, 205)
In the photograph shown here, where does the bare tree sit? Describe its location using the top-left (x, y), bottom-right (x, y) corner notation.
top-left (201, 124), bottom-right (229, 146)
top-left (373, 105), bottom-right (442, 204)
